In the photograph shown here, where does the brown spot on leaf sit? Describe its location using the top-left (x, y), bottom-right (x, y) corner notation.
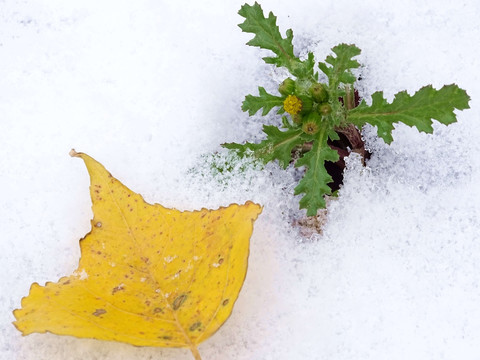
top-left (222, 299), bottom-right (229, 306)
top-left (95, 222), bottom-right (102, 228)
top-left (92, 309), bottom-right (106, 317)
top-left (112, 285), bottom-right (125, 295)
top-left (172, 294), bottom-right (187, 310)
top-left (189, 322), bottom-right (202, 331)
top-left (153, 307), bottom-right (164, 314)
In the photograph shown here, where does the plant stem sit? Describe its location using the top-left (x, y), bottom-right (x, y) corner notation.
top-left (344, 85), bottom-right (355, 110)
top-left (189, 345), bottom-right (202, 360)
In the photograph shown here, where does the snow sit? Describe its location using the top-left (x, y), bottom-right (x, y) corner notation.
top-left (1, 0), bottom-right (480, 359)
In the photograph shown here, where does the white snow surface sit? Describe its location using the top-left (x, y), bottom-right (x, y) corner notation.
top-left (2, 0), bottom-right (480, 359)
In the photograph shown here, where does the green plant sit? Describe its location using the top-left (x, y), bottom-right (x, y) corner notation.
top-left (224, 2), bottom-right (470, 216)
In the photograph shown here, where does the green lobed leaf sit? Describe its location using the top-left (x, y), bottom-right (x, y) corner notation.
top-left (294, 128), bottom-right (340, 216)
top-left (242, 87), bottom-right (284, 116)
top-left (318, 44), bottom-right (361, 90)
top-left (223, 125), bottom-right (304, 169)
top-left (348, 84), bottom-right (470, 144)
top-left (238, 2), bottom-right (314, 79)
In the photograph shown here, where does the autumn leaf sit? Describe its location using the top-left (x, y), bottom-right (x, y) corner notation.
top-left (13, 150), bottom-right (262, 360)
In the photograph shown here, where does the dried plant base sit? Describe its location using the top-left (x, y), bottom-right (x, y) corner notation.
top-left (294, 207), bottom-right (328, 237)
top-left (327, 123), bottom-right (370, 192)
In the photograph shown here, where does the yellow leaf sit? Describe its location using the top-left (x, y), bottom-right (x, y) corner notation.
top-left (13, 151), bottom-right (262, 360)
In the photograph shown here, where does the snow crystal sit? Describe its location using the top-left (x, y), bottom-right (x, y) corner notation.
top-left (164, 255), bottom-right (177, 264)
top-left (73, 269), bottom-right (88, 281)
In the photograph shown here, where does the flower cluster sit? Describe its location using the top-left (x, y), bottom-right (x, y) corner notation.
top-left (278, 79), bottom-right (332, 135)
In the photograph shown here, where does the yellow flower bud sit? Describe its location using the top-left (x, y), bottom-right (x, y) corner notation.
top-left (278, 78), bottom-right (296, 96)
top-left (302, 120), bottom-right (319, 135)
top-left (309, 83), bottom-right (329, 103)
top-left (318, 103), bottom-right (332, 116)
top-left (301, 113), bottom-right (321, 135)
top-left (283, 95), bottom-right (303, 115)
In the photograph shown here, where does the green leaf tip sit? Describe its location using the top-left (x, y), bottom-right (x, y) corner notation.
top-left (238, 2), bottom-right (315, 80)
top-left (238, 3), bottom-right (294, 65)
top-left (294, 130), bottom-right (340, 216)
top-left (348, 84), bottom-right (471, 144)
top-left (318, 43), bottom-right (361, 90)
top-left (224, 125), bottom-right (304, 169)
top-left (242, 87), bottom-right (284, 116)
